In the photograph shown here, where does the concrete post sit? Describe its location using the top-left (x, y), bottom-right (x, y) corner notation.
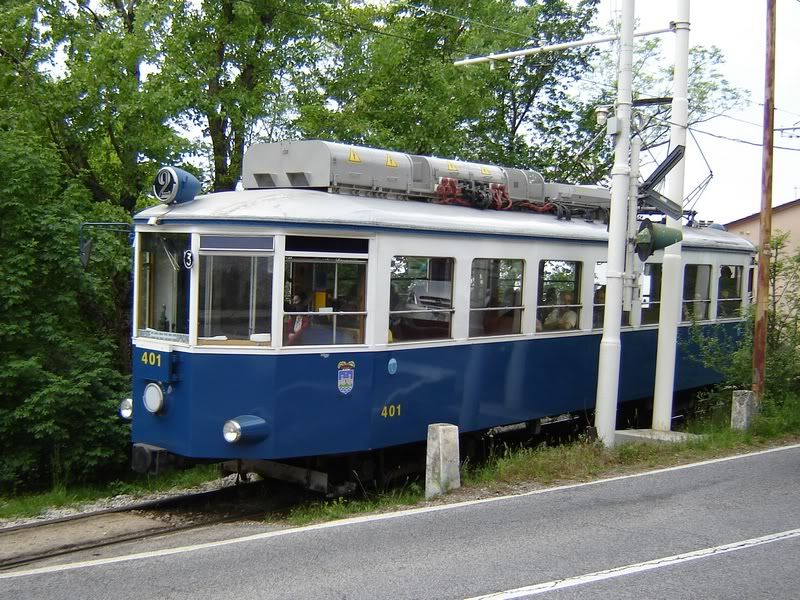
top-left (652, 0), bottom-right (691, 431)
top-left (731, 390), bottom-right (758, 431)
top-left (425, 423), bottom-right (461, 499)
top-left (594, 0), bottom-right (635, 448)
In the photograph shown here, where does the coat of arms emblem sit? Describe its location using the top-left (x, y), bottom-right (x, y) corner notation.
top-left (337, 360), bottom-right (355, 395)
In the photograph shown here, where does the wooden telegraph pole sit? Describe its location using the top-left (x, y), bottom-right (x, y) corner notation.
top-left (753, 0), bottom-right (777, 401)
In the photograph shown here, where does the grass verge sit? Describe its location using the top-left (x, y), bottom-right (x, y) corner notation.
top-left (4, 396), bottom-right (799, 525)
top-left (284, 414), bottom-right (799, 526)
top-left (0, 464), bottom-right (220, 521)
top-left (285, 483), bottom-right (425, 527)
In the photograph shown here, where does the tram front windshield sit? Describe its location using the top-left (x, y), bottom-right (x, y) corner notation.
top-left (137, 233), bottom-right (191, 342)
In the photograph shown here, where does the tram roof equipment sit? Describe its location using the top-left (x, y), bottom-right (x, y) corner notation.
top-left (241, 140), bottom-right (610, 218)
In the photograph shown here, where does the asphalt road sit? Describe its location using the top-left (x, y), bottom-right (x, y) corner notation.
top-left (2, 444), bottom-right (798, 600)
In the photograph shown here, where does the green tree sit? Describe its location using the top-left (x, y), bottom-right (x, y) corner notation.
top-left (0, 126), bottom-right (130, 491)
top-left (11, 1), bottom-right (187, 211)
top-left (296, 0), bottom-right (600, 170)
top-left (692, 233), bottom-right (800, 411)
top-left (564, 35), bottom-right (746, 183)
top-left (158, 0), bottom-right (323, 191)
top-left (0, 2), bottom-right (154, 490)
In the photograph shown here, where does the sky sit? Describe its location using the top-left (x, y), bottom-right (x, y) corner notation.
top-left (593, 0), bottom-right (800, 224)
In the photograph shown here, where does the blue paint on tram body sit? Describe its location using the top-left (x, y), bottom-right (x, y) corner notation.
top-left (132, 324), bottom-right (732, 461)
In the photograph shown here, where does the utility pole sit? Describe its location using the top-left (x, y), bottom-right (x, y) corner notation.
top-left (753, 0), bottom-right (777, 402)
top-left (593, 0), bottom-right (635, 446)
top-left (651, 0), bottom-right (690, 432)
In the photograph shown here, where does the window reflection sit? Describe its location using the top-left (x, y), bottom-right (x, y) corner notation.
top-left (390, 256), bottom-right (454, 342)
top-left (537, 260), bottom-right (581, 331)
top-left (683, 264), bottom-right (711, 321)
top-left (199, 255), bottom-right (273, 343)
top-left (717, 265), bottom-right (743, 318)
top-left (284, 258), bottom-right (367, 345)
top-left (470, 258), bottom-right (524, 336)
top-left (137, 233), bottom-right (190, 342)
top-left (641, 263), bottom-right (662, 325)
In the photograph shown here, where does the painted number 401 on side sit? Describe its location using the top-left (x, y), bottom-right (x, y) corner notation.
top-left (141, 351), bottom-right (162, 367)
top-left (381, 403), bottom-right (401, 418)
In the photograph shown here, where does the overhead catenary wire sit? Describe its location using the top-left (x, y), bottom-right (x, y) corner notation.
top-left (392, 1), bottom-right (533, 41)
top-left (646, 113), bottom-right (800, 151)
top-left (687, 125), bottom-right (800, 151)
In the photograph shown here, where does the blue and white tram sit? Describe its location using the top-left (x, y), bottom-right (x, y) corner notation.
top-left (126, 141), bottom-right (754, 486)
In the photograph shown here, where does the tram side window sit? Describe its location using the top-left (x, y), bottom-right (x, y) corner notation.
top-left (717, 265), bottom-right (743, 318)
top-left (283, 258), bottom-right (366, 345)
top-left (470, 258), bottom-right (524, 336)
top-left (137, 233), bottom-right (190, 342)
top-left (537, 260), bottom-right (581, 331)
top-left (199, 255), bottom-right (274, 343)
top-left (682, 264), bottom-right (712, 321)
top-left (592, 262), bottom-right (630, 329)
top-left (641, 263), bottom-right (662, 325)
top-left (390, 256), bottom-right (454, 342)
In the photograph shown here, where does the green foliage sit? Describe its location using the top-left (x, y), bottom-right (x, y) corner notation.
top-left (158, 0), bottom-right (323, 190)
top-left (690, 232), bottom-right (800, 428)
top-left (0, 464), bottom-right (220, 519)
top-left (286, 481), bottom-right (423, 526)
top-left (577, 31), bottom-right (746, 173)
top-left (296, 0), bottom-right (601, 172)
top-left (0, 126), bottom-right (130, 491)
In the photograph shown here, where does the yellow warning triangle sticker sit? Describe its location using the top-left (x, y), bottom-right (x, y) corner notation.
top-left (447, 161), bottom-right (459, 172)
top-left (385, 154), bottom-right (399, 168)
top-left (348, 148), bottom-right (362, 163)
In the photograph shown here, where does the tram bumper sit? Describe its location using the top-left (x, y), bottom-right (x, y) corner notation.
top-left (132, 443), bottom-right (185, 474)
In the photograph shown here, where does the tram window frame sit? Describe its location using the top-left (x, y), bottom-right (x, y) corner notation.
top-left (682, 264), bottom-right (712, 322)
top-left (592, 262), bottom-right (631, 329)
top-left (390, 256), bottom-right (455, 343)
top-left (283, 257), bottom-right (367, 346)
top-left (136, 232), bottom-right (191, 343)
top-left (641, 263), bottom-right (662, 325)
top-left (198, 250), bottom-right (275, 345)
top-left (469, 258), bottom-right (524, 337)
top-left (717, 265), bottom-right (743, 318)
top-left (537, 260), bottom-right (581, 332)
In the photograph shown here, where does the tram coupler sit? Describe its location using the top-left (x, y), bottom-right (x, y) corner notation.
top-left (131, 443), bottom-right (183, 474)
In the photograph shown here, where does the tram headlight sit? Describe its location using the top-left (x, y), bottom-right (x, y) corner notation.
top-left (143, 383), bottom-right (165, 414)
top-left (119, 398), bottom-right (133, 420)
top-left (223, 420), bottom-right (242, 443)
top-left (223, 415), bottom-right (269, 444)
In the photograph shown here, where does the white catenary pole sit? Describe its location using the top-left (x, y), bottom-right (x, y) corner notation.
top-left (593, 0), bottom-right (636, 446)
top-left (626, 136), bottom-right (642, 327)
top-left (652, 0), bottom-right (690, 431)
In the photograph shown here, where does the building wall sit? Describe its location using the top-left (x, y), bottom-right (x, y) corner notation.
top-left (726, 200), bottom-right (800, 304)
top-left (727, 200), bottom-right (800, 256)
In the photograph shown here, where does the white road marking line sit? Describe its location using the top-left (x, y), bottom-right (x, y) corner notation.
top-left (465, 528), bottom-right (800, 599)
top-left (1, 443), bottom-right (798, 580)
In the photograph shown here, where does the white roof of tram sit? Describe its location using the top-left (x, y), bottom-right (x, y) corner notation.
top-left (135, 187), bottom-right (754, 253)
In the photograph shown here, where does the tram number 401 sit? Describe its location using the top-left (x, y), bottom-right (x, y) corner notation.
top-left (380, 403), bottom-right (402, 418)
top-left (140, 351), bottom-right (162, 367)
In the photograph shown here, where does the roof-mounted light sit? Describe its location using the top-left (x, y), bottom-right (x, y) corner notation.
top-left (152, 167), bottom-right (201, 205)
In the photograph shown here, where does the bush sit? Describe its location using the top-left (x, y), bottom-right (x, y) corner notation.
top-left (690, 232), bottom-right (800, 433)
top-left (0, 128), bottom-right (130, 491)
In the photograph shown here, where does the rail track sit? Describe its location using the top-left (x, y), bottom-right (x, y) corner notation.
top-left (0, 480), bottom-right (305, 571)
top-left (0, 402), bottom-right (661, 573)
